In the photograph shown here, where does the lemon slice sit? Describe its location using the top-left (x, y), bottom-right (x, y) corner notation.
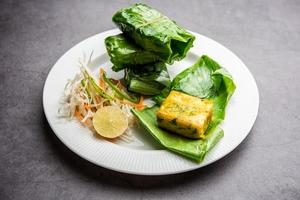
top-left (92, 106), bottom-right (128, 138)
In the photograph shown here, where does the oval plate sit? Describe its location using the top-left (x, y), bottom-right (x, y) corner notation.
top-left (43, 29), bottom-right (259, 175)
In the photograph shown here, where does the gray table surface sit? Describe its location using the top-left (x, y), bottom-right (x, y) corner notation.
top-left (1, 0), bottom-right (299, 199)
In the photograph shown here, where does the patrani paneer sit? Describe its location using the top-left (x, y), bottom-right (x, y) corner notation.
top-left (157, 90), bottom-right (213, 139)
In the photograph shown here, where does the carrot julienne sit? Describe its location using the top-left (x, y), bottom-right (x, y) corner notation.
top-left (135, 96), bottom-right (145, 110)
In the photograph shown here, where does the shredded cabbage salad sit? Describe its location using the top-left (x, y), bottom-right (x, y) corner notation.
top-left (58, 54), bottom-right (145, 142)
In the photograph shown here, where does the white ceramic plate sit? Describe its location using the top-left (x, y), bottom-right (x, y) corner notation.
top-left (43, 29), bottom-right (259, 175)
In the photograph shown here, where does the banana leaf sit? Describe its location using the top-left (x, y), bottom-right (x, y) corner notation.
top-left (131, 106), bottom-right (224, 162)
top-left (105, 34), bottom-right (161, 72)
top-left (154, 55), bottom-right (236, 124)
top-left (112, 3), bottom-right (195, 64)
top-left (132, 55), bottom-right (235, 162)
top-left (124, 62), bottom-right (171, 95)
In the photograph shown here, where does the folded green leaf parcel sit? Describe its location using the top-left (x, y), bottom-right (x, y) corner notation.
top-left (112, 3), bottom-right (195, 64)
top-left (124, 62), bottom-right (171, 95)
top-left (132, 55), bottom-right (236, 162)
top-left (105, 34), bottom-right (161, 72)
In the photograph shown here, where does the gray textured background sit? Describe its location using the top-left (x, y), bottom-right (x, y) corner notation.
top-left (1, 0), bottom-right (300, 199)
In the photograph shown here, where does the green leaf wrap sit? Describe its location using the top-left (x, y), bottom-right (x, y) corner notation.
top-left (105, 34), bottom-right (161, 72)
top-left (124, 62), bottom-right (171, 95)
top-left (112, 3), bottom-right (195, 63)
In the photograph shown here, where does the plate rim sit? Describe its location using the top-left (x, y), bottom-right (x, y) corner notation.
top-left (43, 29), bottom-right (259, 175)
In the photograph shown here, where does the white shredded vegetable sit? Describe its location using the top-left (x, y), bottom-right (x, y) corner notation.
top-left (58, 54), bottom-right (144, 142)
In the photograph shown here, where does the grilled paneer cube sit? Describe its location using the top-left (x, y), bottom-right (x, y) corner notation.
top-left (157, 90), bottom-right (213, 139)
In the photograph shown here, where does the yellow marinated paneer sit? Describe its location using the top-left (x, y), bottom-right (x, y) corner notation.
top-left (157, 90), bottom-right (213, 139)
